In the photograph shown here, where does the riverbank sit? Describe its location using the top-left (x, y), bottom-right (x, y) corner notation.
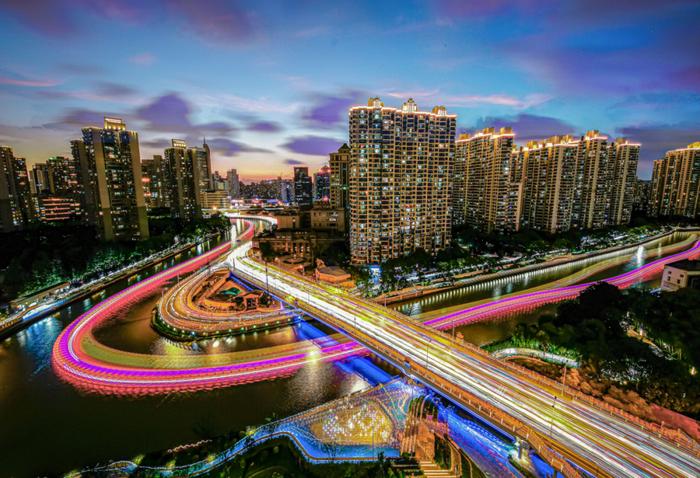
top-left (377, 226), bottom-right (693, 305)
top-left (0, 232), bottom-right (227, 340)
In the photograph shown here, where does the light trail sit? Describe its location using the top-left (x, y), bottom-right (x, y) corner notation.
top-left (51, 218), bottom-right (700, 476)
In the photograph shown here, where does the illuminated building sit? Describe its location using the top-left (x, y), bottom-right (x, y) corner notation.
top-left (650, 142), bottom-right (700, 218)
top-left (349, 97), bottom-right (455, 264)
top-left (74, 117), bottom-right (149, 241)
top-left (293, 166), bottom-right (313, 207)
top-left (516, 136), bottom-right (578, 233)
top-left (455, 127), bottom-right (521, 233)
top-left (633, 179), bottom-right (652, 214)
top-left (227, 168), bottom-right (240, 198)
top-left (329, 143), bottom-right (350, 228)
top-left (0, 146), bottom-right (34, 232)
top-left (200, 190), bottom-right (230, 209)
top-left (141, 155), bottom-right (166, 210)
top-left (608, 138), bottom-right (640, 225)
top-left (515, 132), bottom-right (638, 233)
top-left (36, 195), bottom-right (82, 222)
top-left (313, 165), bottom-right (331, 202)
top-left (164, 139), bottom-right (202, 220)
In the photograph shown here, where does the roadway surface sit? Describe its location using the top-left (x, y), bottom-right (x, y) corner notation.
top-left (230, 221), bottom-right (700, 478)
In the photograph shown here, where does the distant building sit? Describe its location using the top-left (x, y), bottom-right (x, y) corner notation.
top-left (36, 196), bottom-right (82, 223)
top-left (141, 155), bottom-right (166, 209)
top-left (73, 117), bottom-right (149, 240)
top-left (608, 138), bottom-right (640, 225)
top-left (241, 179), bottom-right (283, 200)
top-left (329, 143), bottom-right (350, 228)
top-left (650, 142), bottom-right (700, 218)
top-left (661, 260), bottom-right (700, 291)
top-left (633, 179), bottom-right (652, 214)
top-left (164, 139), bottom-right (202, 221)
top-left (227, 168), bottom-right (240, 199)
top-left (194, 140), bottom-right (212, 193)
top-left (0, 146), bottom-right (33, 232)
top-left (280, 178), bottom-right (293, 204)
top-left (293, 166), bottom-right (312, 207)
top-left (200, 190), bottom-right (230, 209)
top-left (454, 128), bottom-right (521, 233)
top-left (313, 165), bottom-right (331, 202)
top-left (349, 98), bottom-right (455, 264)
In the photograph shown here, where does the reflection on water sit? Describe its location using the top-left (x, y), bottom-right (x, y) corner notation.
top-left (0, 237), bottom-right (383, 477)
top-left (395, 232), bottom-right (693, 346)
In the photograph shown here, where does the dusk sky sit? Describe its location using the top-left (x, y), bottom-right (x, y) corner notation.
top-left (1, 0), bottom-right (699, 180)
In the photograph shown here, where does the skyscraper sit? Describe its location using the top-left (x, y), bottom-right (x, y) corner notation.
top-left (571, 130), bottom-right (611, 229)
top-left (650, 142), bottom-right (700, 218)
top-left (29, 155), bottom-right (84, 224)
top-left (141, 155), bottom-right (166, 210)
top-left (75, 117), bottom-right (149, 241)
top-left (608, 138), bottom-right (641, 225)
top-left (293, 166), bottom-right (312, 207)
top-left (0, 146), bottom-right (33, 232)
top-left (329, 143), bottom-right (350, 210)
top-left (193, 140), bottom-right (212, 195)
top-left (313, 165), bottom-right (331, 202)
top-left (349, 97), bottom-right (455, 264)
top-left (227, 168), bottom-right (240, 199)
top-left (164, 139), bottom-right (202, 220)
top-left (516, 136), bottom-right (578, 233)
top-left (454, 128), bottom-right (521, 233)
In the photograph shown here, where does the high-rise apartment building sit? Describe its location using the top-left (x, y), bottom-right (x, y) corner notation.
top-left (195, 141), bottom-right (212, 195)
top-left (0, 146), bottom-right (33, 232)
top-left (164, 139), bottom-right (202, 220)
top-left (650, 142), bottom-right (700, 218)
top-left (349, 97), bottom-right (455, 264)
top-left (633, 179), bottom-right (652, 214)
top-left (29, 155), bottom-right (84, 224)
top-left (313, 165), bottom-right (331, 202)
top-left (329, 143), bottom-right (350, 209)
top-left (608, 138), bottom-right (640, 225)
top-left (74, 117), bottom-right (149, 240)
top-left (227, 168), bottom-right (240, 199)
top-left (453, 128), bottom-right (521, 233)
top-left (141, 155), bottom-right (166, 210)
top-left (516, 136), bottom-right (578, 233)
top-left (293, 166), bottom-right (313, 207)
top-left (571, 130), bottom-right (612, 229)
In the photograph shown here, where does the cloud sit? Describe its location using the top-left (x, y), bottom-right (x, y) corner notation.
top-left (206, 137), bottom-right (271, 156)
top-left (136, 93), bottom-right (236, 135)
top-left (284, 158), bottom-right (304, 165)
top-left (0, 0), bottom-right (258, 45)
top-left (246, 120), bottom-right (282, 133)
top-left (167, 0), bottom-right (255, 44)
top-left (93, 81), bottom-right (138, 97)
top-left (0, 75), bottom-right (59, 87)
top-left (282, 135), bottom-right (343, 156)
top-left (302, 90), bottom-right (365, 129)
top-left (446, 93), bottom-right (552, 109)
top-left (472, 114), bottom-right (575, 141)
top-left (140, 138), bottom-right (173, 149)
top-left (128, 52), bottom-right (155, 65)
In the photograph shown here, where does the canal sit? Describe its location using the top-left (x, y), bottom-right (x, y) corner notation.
top-left (0, 230), bottom-right (695, 476)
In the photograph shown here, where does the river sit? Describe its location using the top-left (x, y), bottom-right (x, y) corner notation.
top-left (0, 230), bottom-right (693, 476)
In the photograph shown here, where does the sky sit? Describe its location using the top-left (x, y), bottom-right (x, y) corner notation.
top-left (0, 0), bottom-right (699, 180)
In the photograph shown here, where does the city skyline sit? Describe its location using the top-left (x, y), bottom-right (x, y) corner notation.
top-left (1, 1), bottom-right (699, 180)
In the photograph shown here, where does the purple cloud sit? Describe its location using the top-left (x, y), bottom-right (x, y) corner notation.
top-left (136, 93), bottom-right (236, 135)
top-left (0, 0), bottom-right (256, 44)
top-left (129, 52), bottom-right (155, 65)
top-left (246, 120), bottom-right (282, 133)
top-left (282, 135), bottom-right (343, 156)
top-left (167, 0), bottom-right (255, 44)
top-left (94, 81), bottom-right (137, 97)
top-left (472, 114), bottom-right (575, 142)
top-left (140, 138), bottom-right (173, 149)
top-left (284, 158), bottom-right (304, 166)
top-left (206, 138), bottom-right (271, 156)
top-left (302, 90), bottom-right (365, 129)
